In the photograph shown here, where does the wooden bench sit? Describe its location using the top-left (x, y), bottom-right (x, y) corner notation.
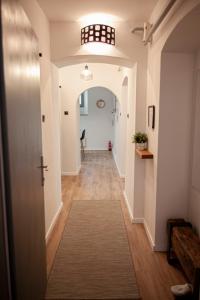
top-left (167, 219), bottom-right (200, 300)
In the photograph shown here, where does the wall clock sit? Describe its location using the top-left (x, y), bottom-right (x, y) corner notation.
top-left (96, 99), bottom-right (105, 108)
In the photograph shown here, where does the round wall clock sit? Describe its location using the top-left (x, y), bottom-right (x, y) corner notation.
top-left (96, 99), bottom-right (105, 108)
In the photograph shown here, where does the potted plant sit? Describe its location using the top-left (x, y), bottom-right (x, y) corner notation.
top-left (132, 132), bottom-right (148, 150)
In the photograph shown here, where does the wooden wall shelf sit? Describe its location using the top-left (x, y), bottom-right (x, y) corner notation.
top-left (136, 149), bottom-right (153, 159)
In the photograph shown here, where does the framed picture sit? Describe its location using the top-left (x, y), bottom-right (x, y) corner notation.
top-left (148, 105), bottom-right (155, 129)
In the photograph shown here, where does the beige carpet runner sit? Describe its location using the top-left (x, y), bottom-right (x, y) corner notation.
top-left (45, 200), bottom-right (140, 299)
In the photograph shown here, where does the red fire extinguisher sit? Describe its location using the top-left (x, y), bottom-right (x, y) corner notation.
top-left (108, 140), bottom-right (112, 151)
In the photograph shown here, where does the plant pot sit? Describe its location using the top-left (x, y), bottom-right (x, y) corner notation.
top-left (136, 143), bottom-right (147, 151)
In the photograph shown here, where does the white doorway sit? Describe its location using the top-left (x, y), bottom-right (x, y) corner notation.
top-left (78, 87), bottom-right (116, 153)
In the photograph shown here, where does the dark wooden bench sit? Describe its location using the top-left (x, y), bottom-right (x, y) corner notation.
top-left (167, 219), bottom-right (200, 300)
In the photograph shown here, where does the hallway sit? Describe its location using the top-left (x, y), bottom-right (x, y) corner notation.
top-left (47, 151), bottom-right (185, 300)
top-left (1, 1), bottom-right (200, 299)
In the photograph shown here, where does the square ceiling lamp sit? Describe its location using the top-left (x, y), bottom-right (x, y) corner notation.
top-left (81, 24), bottom-right (115, 45)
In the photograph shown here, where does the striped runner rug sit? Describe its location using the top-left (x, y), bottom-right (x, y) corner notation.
top-left (45, 200), bottom-right (140, 299)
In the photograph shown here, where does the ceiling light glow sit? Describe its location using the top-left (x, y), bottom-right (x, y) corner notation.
top-left (82, 43), bottom-right (113, 55)
top-left (79, 13), bottom-right (121, 28)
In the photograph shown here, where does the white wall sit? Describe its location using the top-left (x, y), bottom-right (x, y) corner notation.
top-left (119, 79), bottom-right (128, 176)
top-left (156, 52), bottom-right (194, 250)
top-left (124, 66), bottom-right (136, 218)
top-left (113, 99), bottom-right (120, 160)
top-left (80, 87), bottom-right (115, 150)
top-left (19, 0), bottom-right (62, 237)
top-left (113, 77), bottom-right (128, 178)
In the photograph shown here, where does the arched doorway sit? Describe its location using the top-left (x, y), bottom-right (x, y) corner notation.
top-left (60, 63), bottom-right (135, 220)
top-left (155, 3), bottom-right (200, 249)
top-left (77, 86), bottom-right (120, 164)
top-left (76, 82), bottom-right (129, 184)
top-left (78, 87), bottom-right (116, 152)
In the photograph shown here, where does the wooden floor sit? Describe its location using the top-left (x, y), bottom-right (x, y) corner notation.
top-left (46, 150), bottom-right (186, 300)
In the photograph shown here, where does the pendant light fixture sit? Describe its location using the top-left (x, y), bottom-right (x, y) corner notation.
top-left (81, 24), bottom-right (115, 45)
top-left (80, 64), bottom-right (93, 81)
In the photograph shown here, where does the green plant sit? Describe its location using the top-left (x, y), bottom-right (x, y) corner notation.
top-left (132, 132), bottom-right (148, 144)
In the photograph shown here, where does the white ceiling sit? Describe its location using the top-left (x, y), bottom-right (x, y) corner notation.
top-left (37, 0), bottom-right (158, 23)
top-left (164, 4), bottom-right (200, 53)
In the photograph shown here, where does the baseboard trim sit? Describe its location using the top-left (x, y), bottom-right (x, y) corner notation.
top-left (113, 153), bottom-right (125, 178)
top-left (123, 191), bottom-right (144, 225)
top-left (62, 171), bottom-right (78, 176)
top-left (132, 218), bottom-right (144, 224)
top-left (62, 165), bottom-right (81, 176)
top-left (123, 190), bottom-right (134, 222)
top-left (143, 219), bottom-right (156, 251)
top-left (45, 202), bottom-right (63, 244)
top-left (85, 148), bottom-right (108, 151)
top-left (77, 165), bottom-right (81, 174)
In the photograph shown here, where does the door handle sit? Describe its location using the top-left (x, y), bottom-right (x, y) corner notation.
top-left (38, 156), bottom-right (48, 186)
top-left (38, 165), bottom-right (48, 170)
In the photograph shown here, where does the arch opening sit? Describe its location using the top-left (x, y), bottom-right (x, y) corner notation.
top-left (77, 86), bottom-right (118, 154)
top-left (156, 3), bottom-right (200, 249)
top-left (75, 83), bottom-right (129, 181)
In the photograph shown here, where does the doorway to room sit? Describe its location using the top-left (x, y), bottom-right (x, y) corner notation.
top-left (78, 86), bottom-right (116, 157)
top-left (77, 84), bottom-right (129, 183)
top-left (77, 84), bottom-right (128, 180)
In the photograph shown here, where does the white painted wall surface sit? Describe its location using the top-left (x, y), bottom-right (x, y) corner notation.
top-left (113, 99), bottom-right (120, 161)
top-left (113, 77), bottom-right (128, 178)
top-left (156, 52), bottom-right (194, 250)
top-left (119, 79), bottom-right (128, 177)
top-left (113, 98), bottom-right (122, 177)
top-left (124, 66), bottom-right (136, 219)
top-left (80, 87), bottom-right (115, 150)
top-left (19, 0), bottom-right (62, 236)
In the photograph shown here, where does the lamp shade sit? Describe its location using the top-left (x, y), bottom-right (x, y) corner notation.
top-left (80, 65), bottom-right (93, 81)
top-left (81, 24), bottom-right (115, 45)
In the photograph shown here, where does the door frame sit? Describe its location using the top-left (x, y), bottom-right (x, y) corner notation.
top-left (0, 1), bottom-right (13, 297)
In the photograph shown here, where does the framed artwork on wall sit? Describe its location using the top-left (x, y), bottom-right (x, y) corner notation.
top-left (148, 105), bottom-right (155, 129)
